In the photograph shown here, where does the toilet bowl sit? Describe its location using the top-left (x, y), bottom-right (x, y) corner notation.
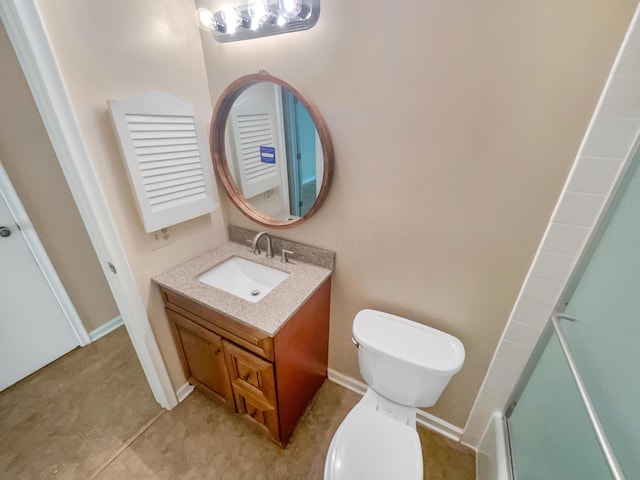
top-left (324, 309), bottom-right (465, 480)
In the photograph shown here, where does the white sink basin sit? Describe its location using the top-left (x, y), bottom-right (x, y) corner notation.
top-left (197, 256), bottom-right (289, 303)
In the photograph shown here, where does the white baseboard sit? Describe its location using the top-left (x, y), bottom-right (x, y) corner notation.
top-left (176, 382), bottom-right (195, 403)
top-left (327, 368), bottom-right (464, 442)
top-left (89, 316), bottom-right (123, 342)
top-left (416, 406), bottom-right (464, 442)
top-left (327, 368), bottom-right (368, 395)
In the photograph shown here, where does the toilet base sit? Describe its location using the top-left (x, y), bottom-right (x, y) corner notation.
top-left (358, 388), bottom-right (418, 427)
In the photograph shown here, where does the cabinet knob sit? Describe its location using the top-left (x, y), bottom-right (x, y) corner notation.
top-left (214, 348), bottom-right (221, 355)
top-left (242, 373), bottom-right (250, 381)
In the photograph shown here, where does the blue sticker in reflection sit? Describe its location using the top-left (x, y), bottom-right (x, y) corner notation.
top-left (260, 145), bottom-right (276, 164)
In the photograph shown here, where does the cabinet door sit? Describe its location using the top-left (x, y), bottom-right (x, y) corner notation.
top-left (167, 310), bottom-right (234, 409)
top-left (223, 340), bottom-right (279, 441)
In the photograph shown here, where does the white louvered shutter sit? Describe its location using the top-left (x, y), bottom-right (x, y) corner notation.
top-left (229, 83), bottom-right (283, 199)
top-left (108, 91), bottom-right (216, 233)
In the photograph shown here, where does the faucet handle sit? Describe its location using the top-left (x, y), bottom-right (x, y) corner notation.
top-left (247, 239), bottom-right (260, 255)
top-left (281, 249), bottom-right (294, 263)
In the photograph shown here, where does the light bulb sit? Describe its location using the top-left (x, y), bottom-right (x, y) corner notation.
top-left (221, 4), bottom-right (242, 34)
top-left (249, 0), bottom-right (269, 23)
top-left (196, 7), bottom-right (216, 31)
top-left (279, 0), bottom-right (302, 19)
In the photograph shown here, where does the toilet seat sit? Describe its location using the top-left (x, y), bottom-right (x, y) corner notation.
top-left (324, 400), bottom-right (423, 480)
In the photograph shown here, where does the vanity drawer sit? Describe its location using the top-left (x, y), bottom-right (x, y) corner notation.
top-left (160, 287), bottom-right (274, 361)
top-left (223, 340), bottom-right (279, 441)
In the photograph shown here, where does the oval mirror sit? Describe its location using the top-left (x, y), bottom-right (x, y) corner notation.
top-left (210, 72), bottom-right (334, 228)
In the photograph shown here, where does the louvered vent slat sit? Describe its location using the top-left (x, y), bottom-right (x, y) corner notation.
top-left (143, 171), bottom-right (203, 186)
top-left (238, 124), bottom-right (271, 133)
top-left (133, 137), bottom-right (196, 148)
top-left (240, 138), bottom-right (273, 148)
top-left (146, 178), bottom-right (203, 193)
top-left (142, 167), bottom-right (203, 182)
top-left (136, 149), bottom-right (200, 162)
top-left (135, 143), bottom-right (198, 156)
top-left (147, 180), bottom-right (205, 199)
top-left (109, 91), bottom-right (216, 232)
top-left (236, 114), bottom-right (277, 183)
top-left (130, 130), bottom-right (196, 140)
top-left (128, 122), bottom-right (196, 132)
top-left (138, 159), bottom-right (201, 172)
top-left (126, 114), bottom-right (194, 124)
top-left (148, 186), bottom-right (206, 206)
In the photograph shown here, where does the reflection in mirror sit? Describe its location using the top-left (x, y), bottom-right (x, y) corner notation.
top-left (211, 72), bottom-right (333, 229)
top-left (224, 82), bottom-right (324, 220)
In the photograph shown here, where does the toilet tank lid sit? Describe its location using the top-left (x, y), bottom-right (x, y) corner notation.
top-left (353, 309), bottom-right (465, 375)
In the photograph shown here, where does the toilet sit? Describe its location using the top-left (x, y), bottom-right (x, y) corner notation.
top-left (324, 309), bottom-right (465, 480)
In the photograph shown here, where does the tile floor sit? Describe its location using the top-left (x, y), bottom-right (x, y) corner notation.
top-left (0, 327), bottom-right (161, 479)
top-left (0, 327), bottom-right (475, 479)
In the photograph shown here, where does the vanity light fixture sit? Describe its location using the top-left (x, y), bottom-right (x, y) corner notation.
top-left (196, 0), bottom-right (319, 43)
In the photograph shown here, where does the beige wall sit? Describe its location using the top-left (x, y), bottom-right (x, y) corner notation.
top-left (0, 22), bottom-right (118, 332)
top-left (35, 0), bottom-right (228, 389)
top-left (198, 0), bottom-right (637, 427)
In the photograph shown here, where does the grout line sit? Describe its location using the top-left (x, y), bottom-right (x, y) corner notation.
top-left (497, 336), bottom-right (537, 352)
top-left (88, 409), bottom-right (165, 479)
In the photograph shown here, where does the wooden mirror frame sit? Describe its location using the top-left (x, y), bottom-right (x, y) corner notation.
top-left (210, 72), bottom-right (334, 229)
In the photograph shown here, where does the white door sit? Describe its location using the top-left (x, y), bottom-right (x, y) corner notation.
top-left (0, 192), bottom-right (79, 391)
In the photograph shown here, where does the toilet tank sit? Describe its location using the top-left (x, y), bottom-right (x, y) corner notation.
top-left (353, 309), bottom-right (465, 407)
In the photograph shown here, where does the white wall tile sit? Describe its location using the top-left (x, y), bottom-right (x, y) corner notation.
top-left (521, 275), bottom-right (565, 306)
top-left (530, 251), bottom-right (577, 282)
top-left (476, 388), bottom-right (508, 413)
top-left (567, 156), bottom-right (625, 194)
top-left (553, 191), bottom-right (606, 227)
top-left (462, 409), bottom-right (492, 448)
top-left (598, 73), bottom-right (640, 117)
top-left (496, 339), bottom-right (534, 364)
top-left (504, 319), bottom-right (544, 348)
top-left (484, 367), bottom-right (518, 397)
top-left (491, 357), bottom-right (526, 381)
top-left (511, 297), bottom-right (554, 327)
top-left (616, 22), bottom-right (640, 73)
top-left (541, 222), bottom-right (590, 256)
top-left (581, 116), bottom-right (640, 158)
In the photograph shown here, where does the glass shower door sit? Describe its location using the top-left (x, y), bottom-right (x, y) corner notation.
top-left (508, 333), bottom-right (615, 479)
top-left (507, 147), bottom-right (640, 479)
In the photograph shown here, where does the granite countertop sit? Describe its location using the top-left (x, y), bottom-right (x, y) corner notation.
top-left (153, 242), bottom-right (333, 336)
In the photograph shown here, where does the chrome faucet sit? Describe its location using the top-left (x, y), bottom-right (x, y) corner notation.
top-left (251, 232), bottom-right (274, 258)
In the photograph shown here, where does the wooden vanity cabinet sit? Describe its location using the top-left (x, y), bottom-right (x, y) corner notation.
top-left (160, 277), bottom-right (331, 445)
